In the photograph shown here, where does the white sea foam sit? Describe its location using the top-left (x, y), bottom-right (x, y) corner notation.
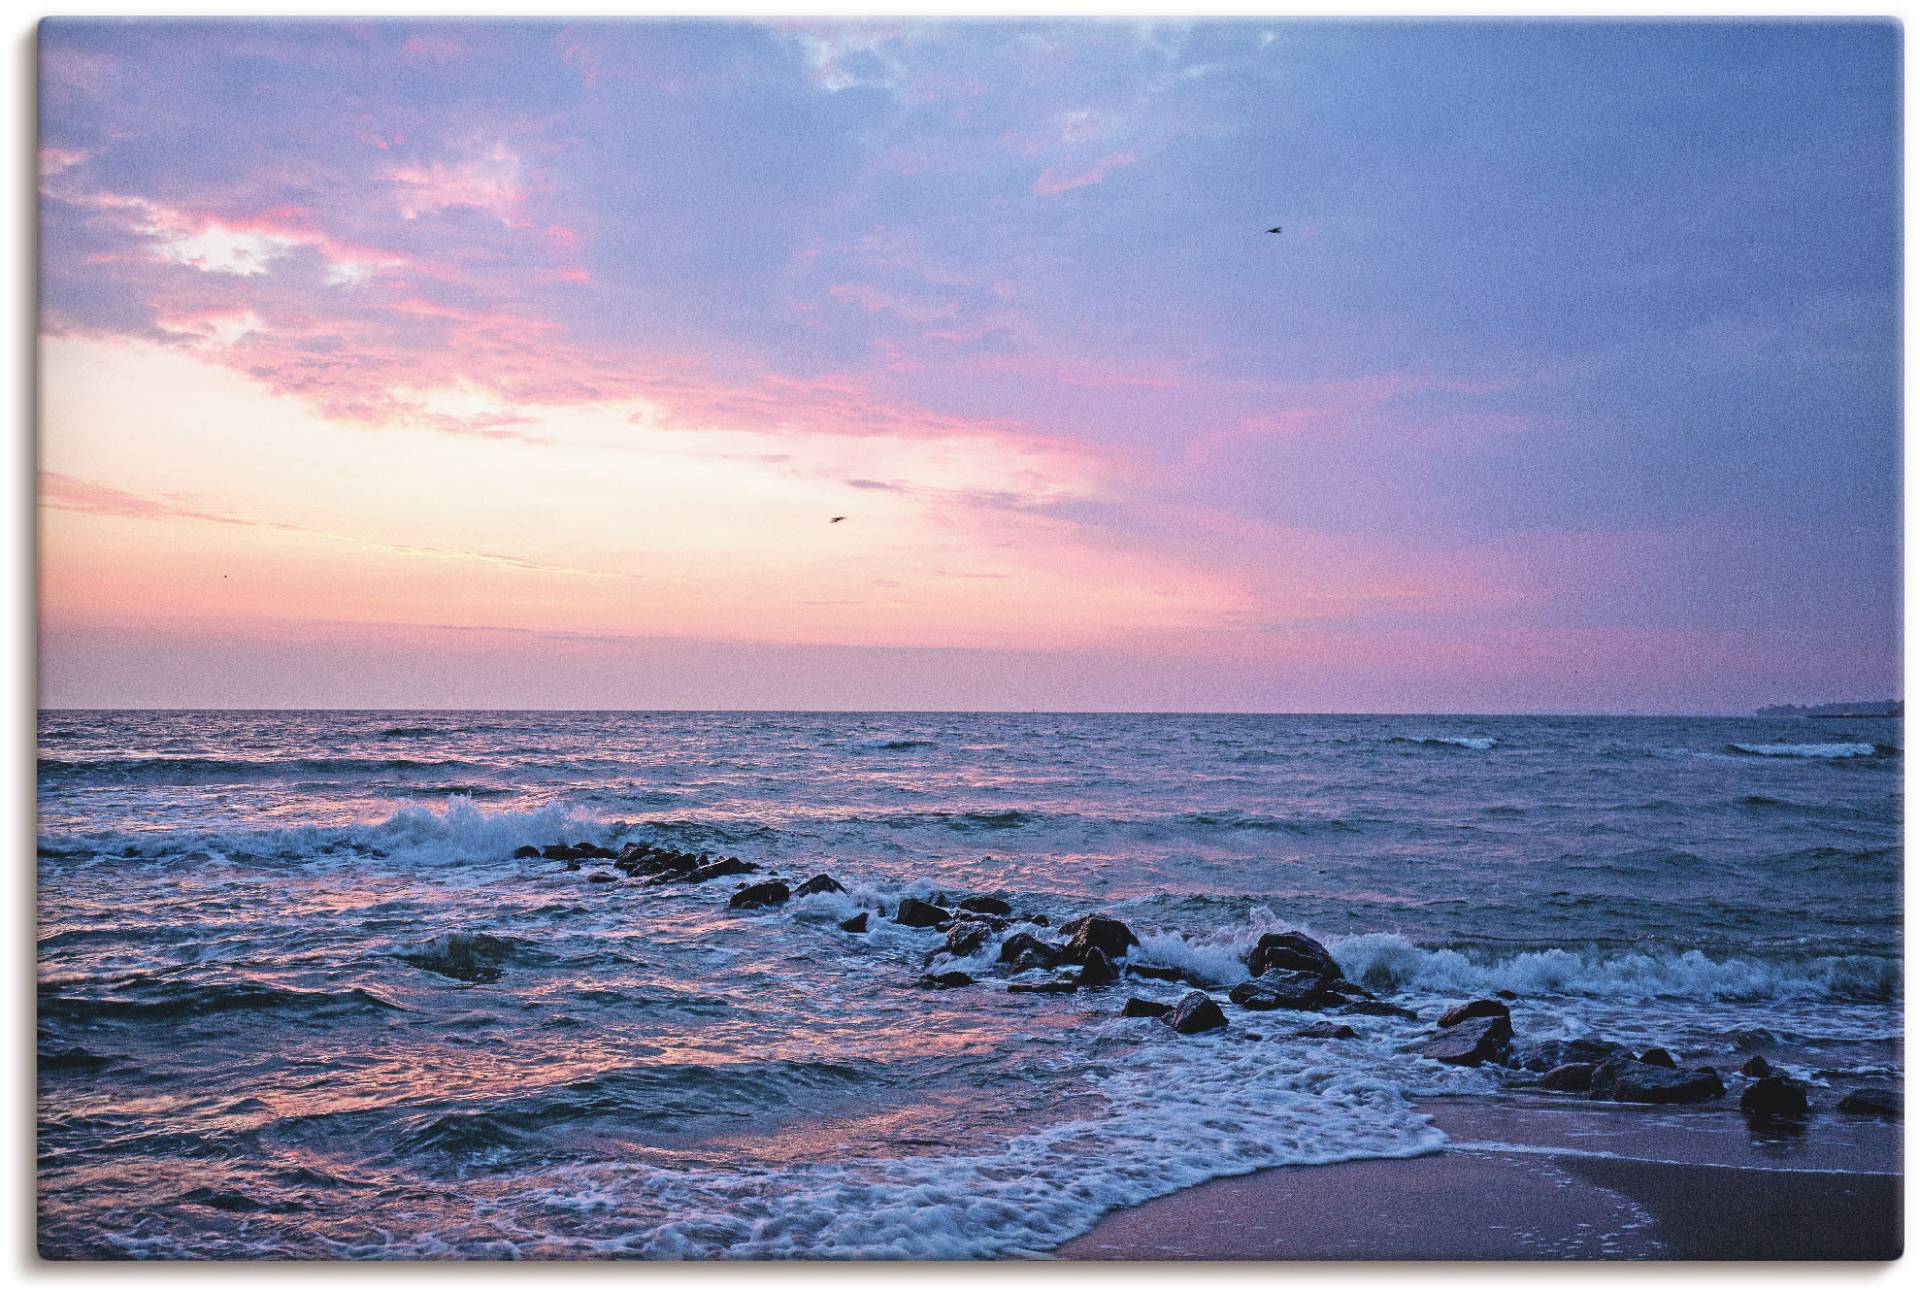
top-left (1728, 742), bottom-right (1879, 759)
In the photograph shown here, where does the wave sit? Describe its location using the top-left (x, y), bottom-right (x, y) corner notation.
top-left (1327, 931), bottom-right (1899, 1003)
top-left (1726, 742), bottom-right (1883, 760)
top-left (1120, 908), bottom-right (1897, 1004)
top-left (38, 980), bottom-right (401, 1024)
top-left (847, 737), bottom-right (936, 752)
top-left (1388, 735), bottom-right (1497, 751)
top-left (38, 755), bottom-right (484, 785)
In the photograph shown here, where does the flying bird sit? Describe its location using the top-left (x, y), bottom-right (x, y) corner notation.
top-left (829, 516), bottom-right (847, 524)
top-left (1265, 226), bottom-right (1283, 234)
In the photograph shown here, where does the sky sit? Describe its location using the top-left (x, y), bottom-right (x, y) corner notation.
top-left (36, 18), bottom-right (1902, 712)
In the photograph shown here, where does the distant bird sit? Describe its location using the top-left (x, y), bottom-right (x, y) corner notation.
top-left (1266, 226), bottom-right (1283, 234)
top-left (829, 516), bottom-right (847, 524)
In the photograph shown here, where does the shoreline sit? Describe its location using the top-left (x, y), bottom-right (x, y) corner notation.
top-left (1057, 1093), bottom-right (1902, 1261)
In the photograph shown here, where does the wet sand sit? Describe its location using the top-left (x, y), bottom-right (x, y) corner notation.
top-left (1057, 1093), bottom-right (1903, 1261)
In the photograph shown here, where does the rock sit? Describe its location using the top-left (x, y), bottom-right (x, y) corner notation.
top-left (1494, 989), bottom-right (1519, 1001)
top-left (1078, 947), bottom-right (1118, 987)
top-left (575, 843), bottom-right (617, 860)
top-left (1229, 968), bottom-right (1331, 1011)
top-left (1336, 999), bottom-right (1419, 1020)
top-left (794, 873), bottom-right (845, 898)
top-left (1741, 1076), bottom-right (1810, 1119)
top-left (1297, 1022), bottom-right (1359, 1040)
top-left (1639, 1047), bottom-right (1677, 1069)
top-left (1246, 931), bottom-right (1340, 981)
top-left (998, 931), bottom-right (1064, 970)
top-left (1590, 1054), bottom-right (1724, 1104)
top-left (917, 971), bottom-right (973, 990)
top-left (587, 872), bottom-right (618, 883)
top-left (512, 845), bottom-right (541, 859)
top-left (940, 920), bottom-right (994, 958)
top-left (1008, 978), bottom-right (1079, 995)
top-left (728, 881), bottom-right (789, 910)
top-left (958, 896), bottom-right (1012, 916)
top-left (1837, 1086), bottom-right (1902, 1119)
top-left (1164, 991), bottom-right (1227, 1034)
top-left (894, 897), bottom-right (950, 928)
top-left (1539, 1063), bottom-right (1596, 1092)
top-left (839, 912), bottom-right (869, 933)
top-left (1026, 914), bottom-right (1051, 927)
top-left (1122, 997), bottom-right (1172, 1018)
top-left (1436, 998), bottom-right (1510, 1029)
top-left (1514, 1036), bottom-right (1627, 1072)
top-left (1738, 1055), bottom-right (1772, 1077)
top-left (1422, 1013), bottom-right (1513, 1067)
top-left (1128, 962), bottom-right (1199, 984)
top-left (1319, 978), bottom-right (1376, 1004)
top-left (542, 844), bottom-right (585, 861)
top-left (688, 857), bottom-right (758, 884)
top-left (1059, 914), bottom-right (1140, 963)
top-left (398, 932), bottom-right (516, 983)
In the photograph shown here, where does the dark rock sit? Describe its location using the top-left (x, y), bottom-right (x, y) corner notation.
top-left (1837, 1086), bottom-right (1902, 1119)
top-left (1421, 1013), bottom-right (1513, 1067)
top-left (1297, 1021), bottom-right (1359, 1040)
top-left (958, 896), bottom-right (1012, 916)
top-left (1436, 998), bottom-right (1510, 1029)
top-left (1320, 978), bottom-right (1375, 1004)
top-left (575, 843), bottom-right (617, 860)
top-left (917, 971), bottom-right (973, 990)
top-left (728, 881), bottom-right (789, 910)
top-left (1078, 947), bottom-right (1118, 987)
top-left (1246, 931), bottom-right (1341, 981)
top-left (1741, 1076), bottom-right (1810, 1119)
top-left (1229, 968), bottom-right (1331, 1011)
top-left (1128, 962), bottom-right (1198, 984)
top-left (1008, 978), bottom-right (1079, 994)
top-left (562, 860), bottom-right (581, 872)
top-left (512, 845), bottom-right (541, 859)
top-left (1539, 1062), bottom-right (1596, 1092)
top-left (1026, 914), bottom-right (1051, 927)
top-left (839, 912), bottom-right (869, 933)
top-left (998, 931), bottom-right (1064, 970)
top-left (1639, 1047), bottom-right (1677, 1069)
top-left (542, 844), bottom-right (585, 861)
top-left (688, 857), bottom-right (758, 884)
top-left (1164, 991), bottom-right (1227, 1034)
top-left (1336, 999), bottom-right (1419, 1020)
top-left (1494, 989), bottom-right (1519, 1001)
top-left (587, 872), bottom-right (618, 883)
top-left (399, 932), bottom-right (517, 983)
top-left (940, 920), bottom-right (994, 958)
top-left (794, 873), bottom-right (845, 898)
top-left (1059, 914), bottom-right (1140, 963)
top-left (1590, 1054), bottom-right (1724, 1104)
top-left (1122, 997), bottom-right (1173, 1018)
top-left (1514, 1036), bottom-right (1627, 1073)
top-left (1738, 1055), bottom-right (1772, 1078)
top-left (894, 897), bottom-right (950, 928)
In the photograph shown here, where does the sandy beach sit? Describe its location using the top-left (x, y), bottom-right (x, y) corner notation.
top-left (1059, 1093), bottom-right (1902, 1260)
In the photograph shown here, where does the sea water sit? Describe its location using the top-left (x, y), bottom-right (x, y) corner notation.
top-left (36, 711), bottom-right (1903, 1257)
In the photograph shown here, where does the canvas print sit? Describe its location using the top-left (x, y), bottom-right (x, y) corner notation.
top-left (36, 17), bottom-right (1901, 1261)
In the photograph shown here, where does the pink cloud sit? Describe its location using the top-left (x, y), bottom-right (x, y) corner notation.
top-left (1033, 150), bottom-right (1136, 196)
top-left (389, 142), bottom-right (527, 224)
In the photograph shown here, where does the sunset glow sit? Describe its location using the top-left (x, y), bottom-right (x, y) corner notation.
top-left (37, 19), bottom-right (1900, 710)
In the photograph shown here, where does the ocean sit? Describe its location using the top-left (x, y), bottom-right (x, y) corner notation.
top-left (36, 710), bottom-right (1903, 1258)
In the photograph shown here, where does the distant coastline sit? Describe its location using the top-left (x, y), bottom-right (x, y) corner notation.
top-left (1755, 700), bottom-right (1902, 718)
